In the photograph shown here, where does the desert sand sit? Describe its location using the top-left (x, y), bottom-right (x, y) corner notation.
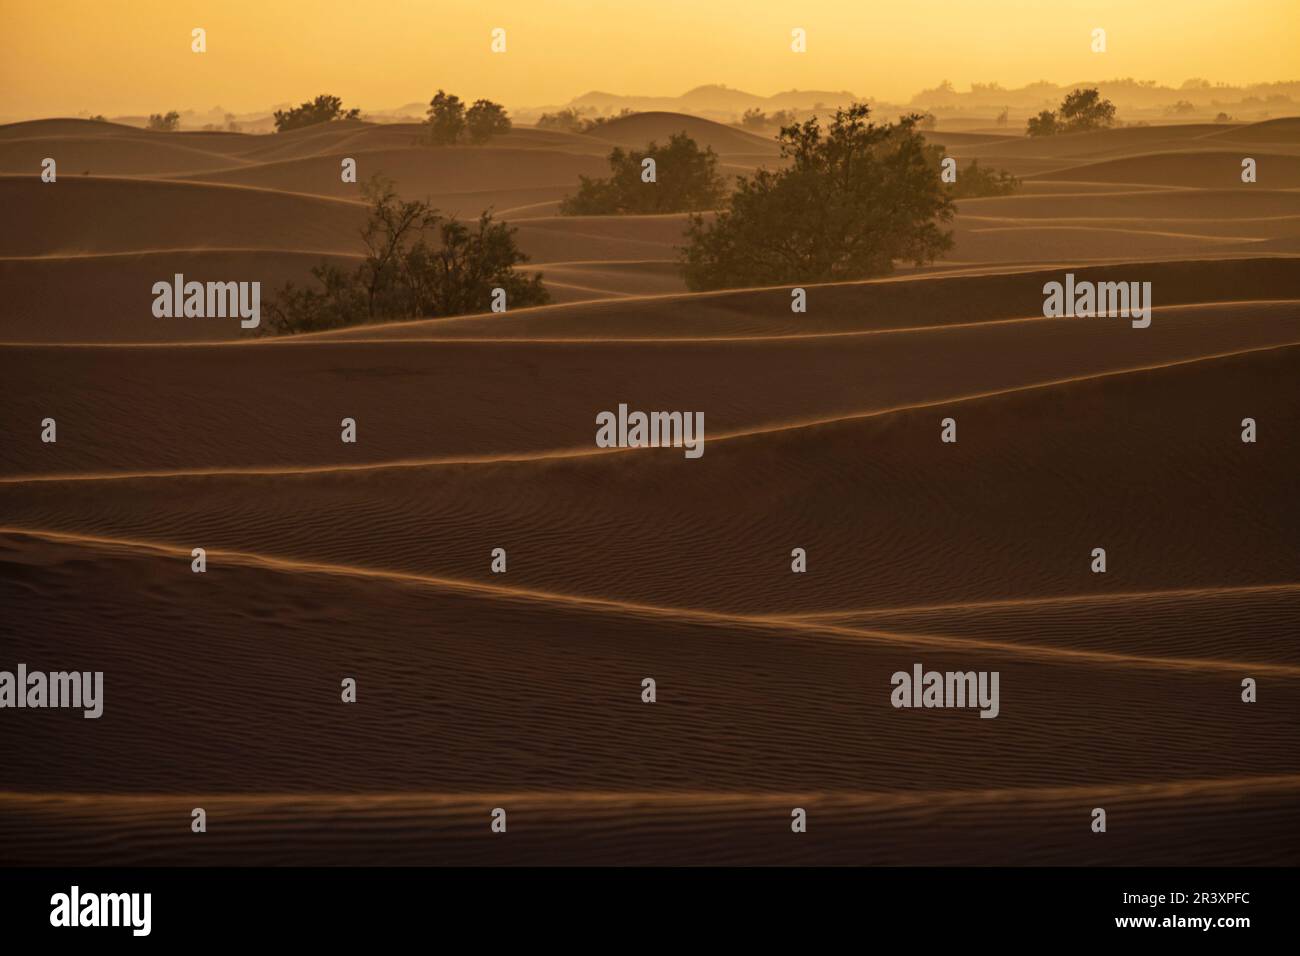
top-left (1, 111), bottom-right (1298, 865)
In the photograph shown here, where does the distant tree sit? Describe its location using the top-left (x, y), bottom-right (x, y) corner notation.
top-left (147, 111), bottom-right (180, 132)
top-left (1215, 112), bottom-right (1232, 123)
top-left (426, 90), bottom-right (467, 145)
top-left (273, 94), bottom-right (360, 133)
top-left (1165, 100), bottom-right (1195, 116)
top-left (266, 176), bottom-right (547, 334)
top-left (537, 107), bottom-right (636, 134)
top-left (1026, 88), bottom-right (1116, 137)
top-left (995, 107), bottom-right (1009, 127)
top-left (948, 159), bottom-right (1020, 199)
top-left (224, 112), bottom-right (241, 133)
top-left (88, 114), bottom-right (107, 123)
top-left (680, 104), bottom-right (954, 291)
top-left (560, 133), bottom-right (726, 215)
top-left (580, 108), bottom-right (636, 132)
top-left (536, 108), bottom-right (584, 132)
top-left (740, 108), bottom-right (767, 130)
top-left (1025, 109), bottom-right (1059, 137)
top-left (1057, 88), bottom-right (1116, 131)
top-left (465, 99), bottom-right (512, 143)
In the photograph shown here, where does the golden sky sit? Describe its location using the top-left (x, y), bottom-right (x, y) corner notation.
top-left (2, 0), bottom-right (1296, 118)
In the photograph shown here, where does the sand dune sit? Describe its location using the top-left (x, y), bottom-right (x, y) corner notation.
top-left (315, 258), bottom-right (1300, 341)
top-left (5, 780), bottom-right (1294, 868)
top-left (587, 111), bottom-right (781, 156)
top-left (0, 250), bottom-right (360, 342)
top-left (949, 224), bottom-right (1263, 263)
top-left (1201, 116), bottom-right (1300, 145)
top-left (509, 213), bottom-right (690, 263)
top-left (954, 122), bottom-right (1275, 162)
top-left (3, 111), bottom-right (1297, 867)
top-left (0, 134), bottom-right (256, 177)
top-left (0, 118), bottom-right (154, 140)
top-left (786, 586), bottom-right (1300, 666)
top-left (0, 175), bottom-right (366, 257)
top-left (2, 779), bottom-right (1297, 866)
top-left (954, 188), bottom-right (1300, 219)
top-left (3, 291), bottom-right (1298, 468)
top-left (534, 260), bottom-right (685, 301)
top-left (2, 529), bottom-right (1297, 788)
top-left (2, 341), bottom-right (1296, 615)
top-left (1032, 150), bottom-right (1300, 187)
top-left (179, 147), bottom-right (611, 209)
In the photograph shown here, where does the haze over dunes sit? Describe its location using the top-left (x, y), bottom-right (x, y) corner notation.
top-left (3, 6), bottom-right (1300, 865)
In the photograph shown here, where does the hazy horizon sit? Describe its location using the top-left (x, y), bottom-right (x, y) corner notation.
top-left (3, 0), bottom-right (1297, 120)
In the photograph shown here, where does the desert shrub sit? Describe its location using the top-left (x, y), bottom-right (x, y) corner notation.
top-left (273, 95), bottom-right (359, 133)
top-left (949, 158), bottom-right (1020, 198)
top-left (147, 111), bottom-right (180, 131)
top-left (266, 177), bottom-right (547, 334)
top-left (1026, 88), bottom-right (1116, 136)
top-left (680, 104), bottom-right (954, 291)
top-left (560, 133), bottom-right (726, 215)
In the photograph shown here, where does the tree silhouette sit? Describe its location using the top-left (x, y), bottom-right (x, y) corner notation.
top-left (465, 99), bottom-right (512, 143)
top-left (1058, 88), bottom-right (1117, 131)
top-left (266, 176), bottom-right (547, 333)
top-left (1027, 88), bottom-right (1116, 136)
top-left (680, 104), bottom-right (954, 290)
top-left (426, 90), bottom-right (466, 145)
top-left (273, 95), bottom-right (360, 133)
top-left (147, 111), bottom-right (180, 132)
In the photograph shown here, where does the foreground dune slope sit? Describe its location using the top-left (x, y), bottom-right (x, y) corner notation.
top-left (1, 521), bottom-right (1296, 865)
top-left (3, 294), bottom-right (1298, 473)
top-left (2, 343), bottom-right (1296, 615)
top-left (319, 257), bottom-right (1300, 341)
top-left (4, 779), bottom-right (1297, 866)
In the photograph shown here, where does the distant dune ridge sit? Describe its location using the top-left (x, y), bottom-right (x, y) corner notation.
top-left (1, 107), bottom-right (1298, 865)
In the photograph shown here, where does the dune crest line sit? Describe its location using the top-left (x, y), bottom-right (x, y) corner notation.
top-left (3, 337), bottom-right (1297, 485)
top-left (4, 526), bottom-right (1299, 676)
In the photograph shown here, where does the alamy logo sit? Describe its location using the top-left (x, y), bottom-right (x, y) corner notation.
top-left (595, 403), bottom-right (705, 458)
top-left (1042, 273), bottom-right (1152, 328)
top-left (152, 274), bottom-right (261, 328)
top-left (0, 664), bottom-right (103, 718)
top-left (891, 663), bottom-right (1000, 718)
top-left (50, 886), bottom-right (151, 936)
